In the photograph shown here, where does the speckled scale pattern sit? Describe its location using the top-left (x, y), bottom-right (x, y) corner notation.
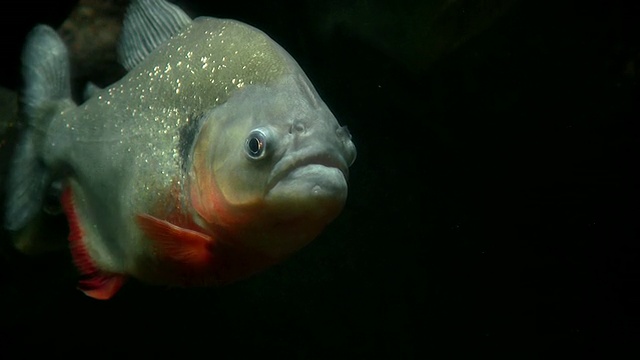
top-left (44, 18), bottom-right (294, 272)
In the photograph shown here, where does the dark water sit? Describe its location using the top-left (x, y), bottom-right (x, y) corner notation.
top-left (1, 0), bottom-right (639, 357)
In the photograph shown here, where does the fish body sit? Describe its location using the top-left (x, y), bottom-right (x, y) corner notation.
top-left (5, 0), bottom-right (356, 299)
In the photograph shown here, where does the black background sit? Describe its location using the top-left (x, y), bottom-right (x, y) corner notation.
top-left (1, 0), bottom-right (639, 357)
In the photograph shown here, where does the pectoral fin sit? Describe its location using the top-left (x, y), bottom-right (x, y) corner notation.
top-left (135, 214), bottom-right (215, 273)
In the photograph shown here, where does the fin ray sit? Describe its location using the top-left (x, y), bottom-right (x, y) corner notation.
top-left (5, 25), bottom-right (72, 231)
top-left (117, 0), bottom-right (192, 70)
top-left (136, 213), bottom-right (214, 270)
top-left (61, 187), bottom-right (126, 300)
top-left (4, 135), bottom-right (49, 231)
top-left (21, 25), bottom-right (72, 120)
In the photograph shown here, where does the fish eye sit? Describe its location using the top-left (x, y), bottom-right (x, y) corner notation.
top-left (244, 129), bottom-right (269, 160)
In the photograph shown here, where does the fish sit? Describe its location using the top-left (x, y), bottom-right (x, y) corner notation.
top-left (4, 0), bottom-right (356, 300)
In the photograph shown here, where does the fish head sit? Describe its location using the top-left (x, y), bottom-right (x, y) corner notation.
top-left (190, 72), bottom-right (356, 258)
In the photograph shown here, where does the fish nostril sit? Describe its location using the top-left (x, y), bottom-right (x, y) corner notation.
top-left (290, 121), bottom-right (306, 135)
top-left (336, 126), bottom-right (352, 141)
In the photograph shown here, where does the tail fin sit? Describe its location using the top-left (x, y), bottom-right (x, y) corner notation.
top-left (5, 25), bottom-right (73, 231)
top-left (21, 25), bottom-right (72, 122)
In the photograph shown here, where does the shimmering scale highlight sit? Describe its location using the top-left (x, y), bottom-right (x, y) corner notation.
top-left (43, 18), bottom-right (291, 271)
top-left (13, 0), bottom-right (357, 299)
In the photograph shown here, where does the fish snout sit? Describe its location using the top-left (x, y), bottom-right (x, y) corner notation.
top-left (289, 118), bottom-right (356, 168)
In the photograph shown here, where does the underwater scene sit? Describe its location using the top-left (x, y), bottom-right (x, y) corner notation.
top-left (1, 0), bottom-right (639, 357)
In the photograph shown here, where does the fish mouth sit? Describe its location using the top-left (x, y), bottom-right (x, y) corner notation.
top-left (266, 151), bottom-right (349, 194)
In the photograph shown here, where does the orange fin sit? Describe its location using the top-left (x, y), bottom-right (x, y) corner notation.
top-left (61, 187), bottom-right (126, 300)
top-left (136, 213), bottom-right (214, 271)
top-left (78, 275), bottom-right (126, 300)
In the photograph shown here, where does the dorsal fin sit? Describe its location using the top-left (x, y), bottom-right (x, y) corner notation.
top-left (117, 0), bottom-right (192, 71)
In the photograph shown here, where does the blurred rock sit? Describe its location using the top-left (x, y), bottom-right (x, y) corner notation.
top-left (57, 0), bottom-right (128, 98)
top-left (2, 1), bottom-right (130, 254)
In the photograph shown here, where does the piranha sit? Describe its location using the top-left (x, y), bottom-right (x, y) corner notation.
top-left (4, 0), bottom-right (356, 299)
